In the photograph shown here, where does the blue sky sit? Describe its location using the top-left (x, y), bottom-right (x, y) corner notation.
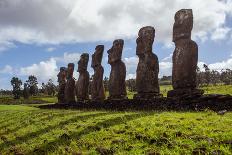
top-left (0, 0), bottom-right (232, 90)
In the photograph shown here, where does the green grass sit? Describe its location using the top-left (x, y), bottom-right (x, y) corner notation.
top-left (0, 105), bottom-right (231, 154)
top-left (0, 96), bottom-right (57, 105)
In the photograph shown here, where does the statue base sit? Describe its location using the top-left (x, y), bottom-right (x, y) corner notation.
top-left (108, 95), bottom-right (128, 100)
top-left (133, 93), bottom-right (163, 100)
top-left (167, 88), bottom-right (204, 99)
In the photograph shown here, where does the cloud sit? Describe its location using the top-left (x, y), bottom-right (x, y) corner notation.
top-left (0, 65), bottom-right (13, 74)
top-left (208, 58), bottom-right (232, 71)
top-left (211, 27), bottom-right (231, 41)
top-left (0, 0), bottom-right (231, 51)
top-left (55, 52), bottom-right (81, 64)
top-left (162, 53), bottom-right (173, 61)
top-left (19, 58), bottom-right (58, 82)
top-left (17, 52), bottom-right (81, 84)
top-left (46, 47), bottom-right (56, 52)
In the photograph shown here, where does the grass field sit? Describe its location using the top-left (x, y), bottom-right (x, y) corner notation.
top-left (0, 105), bottom-right (231, 154)
top-left (0, 85), bottom-right (232, 154)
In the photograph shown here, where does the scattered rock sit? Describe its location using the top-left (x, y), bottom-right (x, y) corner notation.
top-left (96, 147), bottom-right (113, 155)
top-left (192, 147), bottom-right (207, 155)
top-left (217, 110), bottom-right (227, 115)
top-left (211, 150), bottom-right (223, 155)
top-left (146, 150), bottom-right (161, 155)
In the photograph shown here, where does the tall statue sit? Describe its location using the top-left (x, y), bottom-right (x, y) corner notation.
top-left (167, 9), bottom-right (204, 98)
top-left (91, 45), bottom-right (105, 101)
top-left (57, 67), bottom-right (66, 103)
top-left (65, 63), bottom-right (76, 103)
top-left (76, 53), bottom-right (90, 101)
top-left (134, 26), bottom-right (160, 99)
top-left (107, 39), bottom-right (127, 99)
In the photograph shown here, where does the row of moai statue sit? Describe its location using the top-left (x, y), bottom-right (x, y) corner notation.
top-left (57, 9), bottom-right (204, 103)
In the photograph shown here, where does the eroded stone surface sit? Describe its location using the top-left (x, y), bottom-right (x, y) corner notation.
top-left (57, 67), bottom-right (66, 103)
top-left (134, 26), bottom-right (161, 99)
top-left (168, 9), bottom-right (204, 98)
top-left (108, 39), bottom-right (127, 99)
top-left (65, 63), bottom-right (76, 103)
top-left (91, 45), bottom-right (105, 101)
top-left (76, 53), bottom-right (90, 101)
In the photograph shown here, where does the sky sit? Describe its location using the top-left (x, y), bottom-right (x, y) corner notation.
top-left (0, 0), bottom-right (232, 90)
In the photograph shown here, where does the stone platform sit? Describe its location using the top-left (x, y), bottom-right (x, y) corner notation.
top-left (39, 94), bottom-right (232, 112)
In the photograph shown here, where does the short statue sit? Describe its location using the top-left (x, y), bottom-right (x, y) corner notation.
top-left (167, 9), bottom-right (204, 98)
top-left (76, 53), bottom-right (90, 101)
top-left (57, 67), bottom-right (66, 103)
top-left (134, 26), bottom-right (161, 99)
top-left (91, 45), bottom-right (105, 101)
top-left (65, 63), bottom-right (76, 103)
top-left (108, 39), bottom-right (127, 99)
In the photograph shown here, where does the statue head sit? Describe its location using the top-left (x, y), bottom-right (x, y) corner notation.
top-left (58, 67), bottom-right (66, 83)
top-left (173, 9), bottom-right (193, 42)
top-left (78, 53), bottom-right (89, 73)
top-left (67, 63), bottom-right (74, 79)
top-left (136, 26), bottom-right (155, 56)
top-left (107, 39), bottom-right (124, 64)
top-left (91, 45), bottom-right (104, 68)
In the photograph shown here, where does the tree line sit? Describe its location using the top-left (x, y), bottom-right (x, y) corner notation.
top-left (10, 75), bottom-right (56, 99)
top-left (3, 64), bottom-right (232, 99)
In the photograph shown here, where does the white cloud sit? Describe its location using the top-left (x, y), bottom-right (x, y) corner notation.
top-left (0, 65), bottom-right (13, 74)
top-left (208, 58), bottom-right (232, 71)
top-left (55, 52), bottom-right (81, 64)
top-left (162, 53), bottom-right (173, 61)
top-left (211, 27), bottom-right (231, 41)
top-left (0, 0), bottom-right (231, 51)
top-left (159, 61), bottom-right (172, 77)
top-left (20, 58), bottom-right (58, 82)
top-left (46, 47), bottom-right (56, 52)
top-left (17, 52), bottom-right (82, 84)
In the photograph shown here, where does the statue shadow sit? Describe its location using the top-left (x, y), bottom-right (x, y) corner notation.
top-left (28, 112), bottom-right (154, 154)
top-left (0, 112), bottom-right (109, 151)
top-left (0, 111), bottom-right (86, 136)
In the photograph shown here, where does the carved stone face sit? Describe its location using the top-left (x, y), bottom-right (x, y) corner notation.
top-left (78, 53), bottom-right (89, 73)
top-left (60, 67), bottom-right (66, 81)
top-left (91, 45), bottom-right (104, 68)
top-left (136, 26), bottom-right (155, 56)
top-left (67, 63), bottom-right (74, 79)
top-left (173, 9), bottom-right (193, 42)
top-left (107, 39), bottom-right (124, 64)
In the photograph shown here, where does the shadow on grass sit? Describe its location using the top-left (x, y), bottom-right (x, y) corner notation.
top-left (0, 111), bottom-right (26, 125)
top-left (0, 112), bottom-right (109, 151)
top-left (29, 112), bottom-right (154, 154)
top-left (0, 111), bottom-right (86, 136)
top-left (0, 110), bottom-right (62, 131)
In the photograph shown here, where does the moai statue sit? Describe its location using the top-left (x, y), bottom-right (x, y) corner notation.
top-left (76, 53), bottom-right (90, 101)
top-left (91, 45), bottom-right (105, 101)
top-left (107, 39), bottom-right (127, 100)
top-left (134, 26), bottom-right (161, 99)
top-left (167, 9), bottom-right (204, 98)
top-left (65, 63), bottom-right (76, 103)
top-left (57, 67), bottom-right (66, 103)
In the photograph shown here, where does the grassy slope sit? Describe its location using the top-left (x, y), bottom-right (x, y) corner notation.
top-left (0, 105), bottom-right (231, 154)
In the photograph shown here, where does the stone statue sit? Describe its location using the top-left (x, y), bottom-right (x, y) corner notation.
top-left (108, 39), bottom-right (127, 99)
top-left (57, 67), bottom-right (66, 103)
top-left (167, 9), bottom-right (204, 98)
top-left (91, 45), bottom-right (105, 101)
top-left (134, 26), bottom-right (161, 99)
top-left (65, 63), bottom-right (76, 103)
top-left (76, 53), bottom-right (90, 101)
